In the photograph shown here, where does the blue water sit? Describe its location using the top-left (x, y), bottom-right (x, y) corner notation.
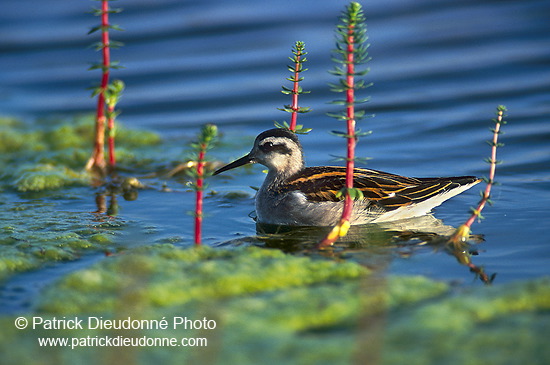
top-left (0, 0), bottom-right (549, 311)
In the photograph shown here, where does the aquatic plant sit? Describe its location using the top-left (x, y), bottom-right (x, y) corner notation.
top-left (0, 115), bottom-right (161, 192)
top-left (275, 41), bottom-right (312, 134)
top-left (187, 124), bottom-right (218, 245)
top-left (85, 0), bottom-right (124, 176)
top-left (12, 164), bottom-right (90, 192)
top-left (447, 105), bottom-right (507, 283)
top-left (105, 79), bottom-right (125, 172)
top-left (318, 2), bottom-right (372, 248)
top-left (9, 244), bottom-right (548, 365)
top-left (0, 197), bottom-right (121, 280)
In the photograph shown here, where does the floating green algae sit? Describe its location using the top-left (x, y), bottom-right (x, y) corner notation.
top-left (12, 164), bottom-right (90, 192)
top-left (382, 278), bottom-right (550, 365)
top-left (36, 244), bottom-right (370, 313)
top-left (0, 244), bottom-right (548, 365)
top-left (0, 115), bottom-right (162, 192)
top-left (0, 113), bottom-right (189, 280)
top-left (0, 199), bottom-right (121, 280)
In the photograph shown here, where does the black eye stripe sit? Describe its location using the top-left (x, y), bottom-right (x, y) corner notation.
top-left (259, 141), bottom-right (292, 155)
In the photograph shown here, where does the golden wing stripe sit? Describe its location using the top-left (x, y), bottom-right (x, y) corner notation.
top-left (281, 167), bottom-right (476, 210)
top-left (401, 182), bottom-right (452, 200)
top-left (379, 200), bottom-right (413, 209)
top-left (291, 172), bottom-right (345, 184)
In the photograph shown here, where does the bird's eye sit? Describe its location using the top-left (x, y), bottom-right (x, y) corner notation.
top-left (259, 140), bottom-right (292, 155)
top-left (259, 142), bottom-right (275, 152)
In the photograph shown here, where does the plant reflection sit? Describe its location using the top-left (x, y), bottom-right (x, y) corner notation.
top-left (93, 176), bottom-right (144, 216)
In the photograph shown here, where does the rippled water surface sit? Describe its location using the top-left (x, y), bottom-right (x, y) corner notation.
top-left (1, 0), bottom-right (549, 311)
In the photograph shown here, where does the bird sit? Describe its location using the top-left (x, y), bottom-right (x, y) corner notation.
top-left (214, 128), bottom-right (481, 226)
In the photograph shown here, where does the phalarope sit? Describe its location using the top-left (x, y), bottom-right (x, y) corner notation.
top-left (214, 128), bottom-right (480, 226)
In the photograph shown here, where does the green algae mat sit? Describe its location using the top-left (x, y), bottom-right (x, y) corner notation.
top-left (2, 245), bottom-right (549, 365)
top-left (1, 116), bottom-right (549, 365)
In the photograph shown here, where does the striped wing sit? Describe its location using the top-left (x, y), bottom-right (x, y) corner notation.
top-left (280, 166), bottom-right (479, 211)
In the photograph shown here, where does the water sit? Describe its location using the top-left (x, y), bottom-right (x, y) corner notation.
top-left (1, 0), bottom-right (549, 311)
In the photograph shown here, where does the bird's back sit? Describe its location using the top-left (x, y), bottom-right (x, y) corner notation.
top-left (266, 166), bottom-right (480, 224)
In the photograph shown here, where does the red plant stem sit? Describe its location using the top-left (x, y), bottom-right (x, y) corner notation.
top-left (317, 26), bottom-right (357, 248)
top-left (88, 0), bottom-right (111, 172)
top-left (99, 0), bottom-right (111, 163)
top-left (194, 148), bottom-right (206, 245)
top-left (463, 111), bottom-right (502, 230)
top-left (341, 25), bottom-right (357, 223)
top-left (289, 52), bottom-right (302, 132)
top-left (101, 0), bottom-right (110, 97)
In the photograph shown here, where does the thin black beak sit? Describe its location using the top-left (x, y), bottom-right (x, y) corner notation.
top-left (213, 154), bottom-right (253, 175)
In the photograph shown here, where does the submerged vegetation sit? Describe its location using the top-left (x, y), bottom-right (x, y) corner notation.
top-left (0, 199), bottom-right (121, 280)
top-left (2, 244), bottom-right (549, 364)
top-left (0, 115), bottom-right (160, 193)
top-left (0, 115), bottom-right (161, 279)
